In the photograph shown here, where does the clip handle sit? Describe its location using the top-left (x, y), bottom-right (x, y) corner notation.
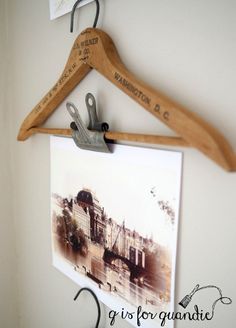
top-left (67, 100), bottom-right (110, 153)
top-left (67, 102), bottom-right (91, 144)
top-left (86, 93), bottom-right (109, 132)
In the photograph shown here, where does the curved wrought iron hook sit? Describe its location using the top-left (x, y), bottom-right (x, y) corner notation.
top-left (70, 0), bottom-right (100, 32)
top-left (74, 287), bottom-right (101, 328)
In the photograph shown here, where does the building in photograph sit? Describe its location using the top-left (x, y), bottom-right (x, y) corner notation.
top-left (106, 219), bottom-right (145, 269)
top-left (71, 189), bottom-right (155, 270)
top-left (76, 189), bottom-right (106, 245)
top-left (72, 203), bottom-right (91, 239)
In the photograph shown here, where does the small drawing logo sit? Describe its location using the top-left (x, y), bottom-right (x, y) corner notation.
top-left (179, 283), bottom-right (232, 315)
top-left (179, 284), bottom-right (201, 308)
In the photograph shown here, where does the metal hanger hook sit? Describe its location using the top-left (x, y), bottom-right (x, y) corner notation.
top-left (70, 0), bottom-right (100, 33)
top-left (74, 287), bottom-right (101, 328)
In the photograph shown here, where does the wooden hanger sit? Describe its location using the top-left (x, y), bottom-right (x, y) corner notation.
top-left (17, 25), bottom-right (236, 171)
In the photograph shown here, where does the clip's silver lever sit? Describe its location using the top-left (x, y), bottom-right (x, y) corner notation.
top-left (67, 101), bottom-right (110, 153)
top-left (86, 93), bottom-right (109, 132)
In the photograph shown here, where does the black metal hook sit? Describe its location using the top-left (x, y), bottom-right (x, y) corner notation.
top-left (70, 0), bottom-right (100, 33)
top-left (74, 287), bottom-right (101, 328)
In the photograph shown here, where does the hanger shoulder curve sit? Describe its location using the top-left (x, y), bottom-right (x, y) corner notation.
top-left (84, 28), bottom-right (236, 171)
top-left (17, 28), bottom-right (236, 171)
top-left (17, 35), bottom-right (92, 141)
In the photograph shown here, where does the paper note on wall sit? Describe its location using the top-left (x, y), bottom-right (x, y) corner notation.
top-left (49, 0), bottom-right (94, 20)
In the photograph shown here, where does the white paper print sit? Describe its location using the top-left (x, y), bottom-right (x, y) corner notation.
top-left (50, 136), bottom-right (182, 327)
top-left (49, 0), bottom-right (94, 20)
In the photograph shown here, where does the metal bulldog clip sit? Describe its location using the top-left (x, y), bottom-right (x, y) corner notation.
top-left (67, 93), bottom-right (110, 153)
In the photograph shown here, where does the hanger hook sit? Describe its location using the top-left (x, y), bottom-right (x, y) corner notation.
top-left (70, 0), bottom-right (100, 33)
top-left (74, 287), bottom-right (101, 328)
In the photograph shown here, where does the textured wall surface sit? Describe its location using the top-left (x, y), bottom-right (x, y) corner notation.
top-left (0, 1), bottom-right (18, 328)
top-left (1, 0), bottom-right (236, 327)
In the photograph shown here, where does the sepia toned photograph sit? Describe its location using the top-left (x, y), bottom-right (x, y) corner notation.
top-left (50, 136), bottom-right (182, 327)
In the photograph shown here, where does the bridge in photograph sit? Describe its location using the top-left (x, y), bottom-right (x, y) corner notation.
top-left (103, 248), bottom-right (147, 282)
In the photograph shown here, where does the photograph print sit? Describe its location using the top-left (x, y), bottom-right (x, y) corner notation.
top-left (50, 136), bottom-right (182, 327)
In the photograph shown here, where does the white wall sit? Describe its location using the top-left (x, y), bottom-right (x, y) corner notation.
top-left (2, 0), bottom-right (236, 327)
top-left (0, 1), bottom-right (18, 327)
